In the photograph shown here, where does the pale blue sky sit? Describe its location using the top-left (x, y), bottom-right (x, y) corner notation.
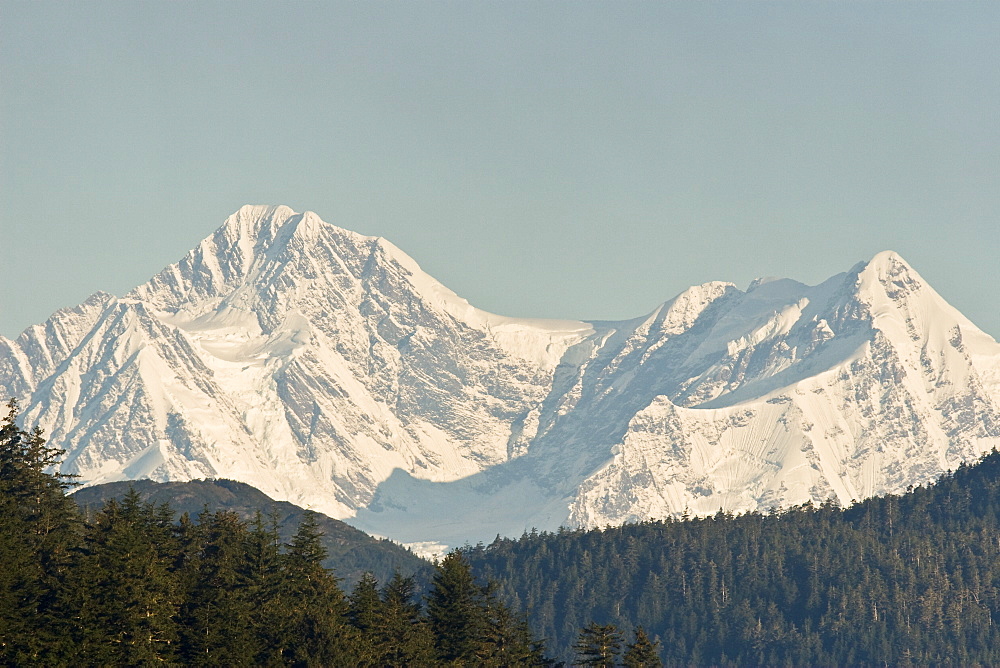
top-left (2, 2), bottom-right (999, 339)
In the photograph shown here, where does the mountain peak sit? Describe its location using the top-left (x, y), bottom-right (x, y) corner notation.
top-left (220, 204), bottom-right (296, 238)
top-left (214, 204), bottom-right (350, 249)
top-left (852, 249), bottom-right (929, 309)
top-left (227, 203), bottom-right (296, 224)
top-left (7, 211), bottom-right (1000, 550)
top-left (862, 249), bottom-right (913, 277)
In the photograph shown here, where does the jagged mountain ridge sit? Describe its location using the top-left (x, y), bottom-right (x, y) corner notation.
top-left (3, 205), bottom-right (1000, 549)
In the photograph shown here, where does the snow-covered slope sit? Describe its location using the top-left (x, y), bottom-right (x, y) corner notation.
top-left (3, 206), bottom-right (999, 549)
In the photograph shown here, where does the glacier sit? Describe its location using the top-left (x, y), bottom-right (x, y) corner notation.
top-left (3, 204), bottom-right (1000, 550)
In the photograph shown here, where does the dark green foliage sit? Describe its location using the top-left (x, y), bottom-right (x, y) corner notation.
top-left (479, 586), bottom-right (549, 667)
top-left (71, 491), bottom-right (179, 665)
top-left (350, 572), bottom-right (383, 632)
top-left (72, 477), bottom-right (430, 587)
top-left (623, 627), bottom-right (662, 668)
top-left (347, 570), bottom-right (439, 667)
top-left (244, 511), bottom-right (286, 664)
top-left (468, 449), bottom-right (1000, 666)
top-left (0, 398), bottom-right (80, 664)
top-left (0, 402), bottom-right (551, 665)
top-left (178, 509), bottom-right (258, 664)
top-left (574, 622), bottom-right (623, 667)
top-left (375, 572), bottom-right (436, 667)
top-left (279, 511), bottom-right (359, 666)
top-left (427, 550), bottom-right (486, 663)
top-left (426, 550), bottom-right (550, 666)
top-left (349, 572), bottom-right (383, 664)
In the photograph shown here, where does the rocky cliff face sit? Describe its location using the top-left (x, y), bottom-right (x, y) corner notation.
top-left (4, 205), bottom-right (999, 549)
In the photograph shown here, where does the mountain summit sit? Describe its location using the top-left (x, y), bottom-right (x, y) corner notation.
top-left (3, 206), bottom-right (999, 549)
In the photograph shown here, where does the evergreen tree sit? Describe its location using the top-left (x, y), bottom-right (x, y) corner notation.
top-left (0, 399), bottom-right (80, 664)
top-left (378, 572), bottom-right (436, 667)
top-left (573, 622), bottom-right (623, 667)
top-left (279, 510), bottom-right (358, 666)
top-left (623, 627), bottom-right (661, 668)
top-left (244, 511), bottom-right (285, 665)
top-left (0, 502), bottom-right (43, 663)
top-left (178, 509), bottom-right (257, 664)
top-left (478, 585), bottom-right (549, 667)
top-left (349, 571), bottom-right (383, 665)
top-left (72, 491), bottom-right (179, 665)
top-left (427, 549), bottom-right (486, 664)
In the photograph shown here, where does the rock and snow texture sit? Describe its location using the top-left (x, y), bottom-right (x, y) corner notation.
top-left (3, 205), bottom-right (1000, 548)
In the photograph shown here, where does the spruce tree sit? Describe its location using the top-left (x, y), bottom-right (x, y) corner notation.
top-left (478, 586), bottom-right (549, 667)
top-left (72, 492), bottom-right (179, 665)
top-left (0, 399), bottom-right (80, 664)
top-left (279, 511), bottom-right (358, 665)
top-left (426, 549), bottom-right (485, 664)
top-left (349, 571), bottom-right (383, 665)
top-left (244, 511), bottom-right (285, 665)
top-left (178, 509), bottom-right (257, 664)
top-left (623, 627), bottom-right (661, 668)
top-left (378, 572), bottom-right (436, 667)
top-left (0, 503), bottom-right (42, 662)
top-left (574, 622), bottom-right (623, 667)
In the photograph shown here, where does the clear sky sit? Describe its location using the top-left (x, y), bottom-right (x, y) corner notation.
top-left (2, 2), bottom-right (999, 340)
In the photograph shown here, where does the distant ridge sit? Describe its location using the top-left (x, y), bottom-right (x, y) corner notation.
top-left (71, 478), bottom-right (430, 587)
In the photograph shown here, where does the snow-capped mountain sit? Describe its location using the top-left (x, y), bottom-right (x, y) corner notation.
top-left (3, 205), bottom-right (999, 550)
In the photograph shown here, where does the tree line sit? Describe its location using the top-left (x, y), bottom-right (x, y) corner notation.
top-left (1, 399), bottom-right (661, 667)
top-left (0, 400), bottom-right (555, 666)
top-left (71, 477), bottom-right (430, 590)
top-left (12, 390), bottom-right (1000, 666)
top-left (468, 449), bottom-right (1000, 666)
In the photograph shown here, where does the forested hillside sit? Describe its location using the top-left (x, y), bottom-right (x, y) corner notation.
top-left (72, 478), bottom-right (431, 588)
top-left (469, 450), bottom-right (1000, 666)
top-left (0, 401), bottom-right (548, 666)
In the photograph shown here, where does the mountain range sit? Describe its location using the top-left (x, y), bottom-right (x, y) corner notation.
top-left (3, 205), bottom-right (999, 550)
